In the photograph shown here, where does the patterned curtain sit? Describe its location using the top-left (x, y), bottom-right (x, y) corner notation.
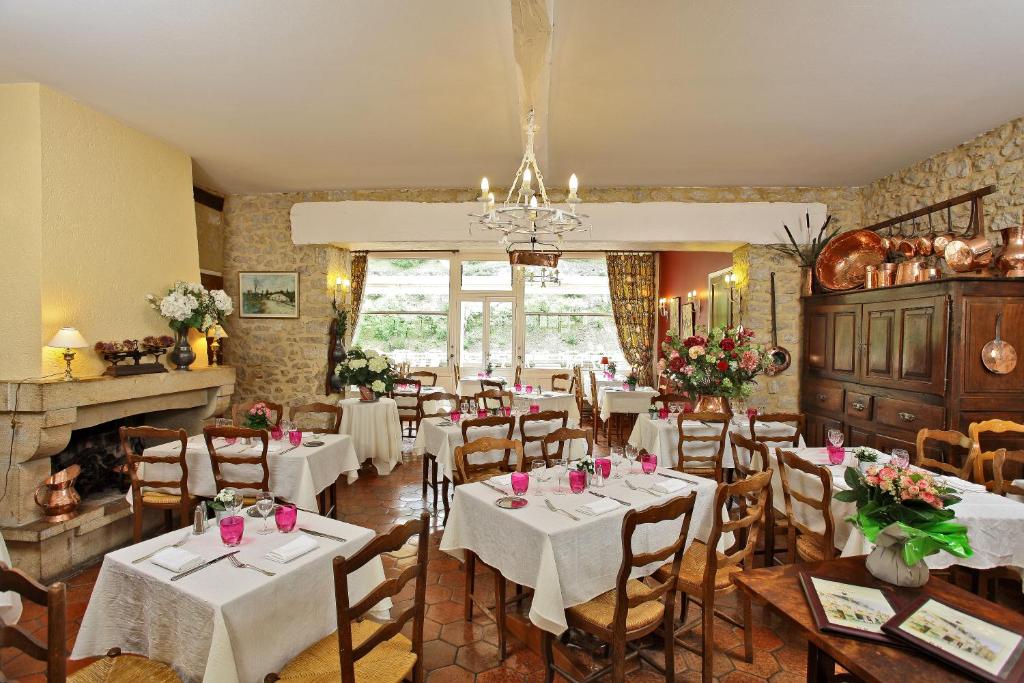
top-left (605, 251), bottom-right (657, 385)
top-left (347, 251), bottom-right (368, 343)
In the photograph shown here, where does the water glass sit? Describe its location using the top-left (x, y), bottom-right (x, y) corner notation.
top-left (622, 382), bottom-right (630, 391)
top-left (275, 503), bottom-right (297, 532)
top-left (827, 428), bottom-right (844, 449)
top-left (219, 515), bottom-right (245, 546)
top-left (553, 459), bottom-right (569, 495)
top-left (595, 457), bottom-right (611, 480)
top-left (514, 383), bottom-right (522, 393)
top-left (502, 406), bottom-right (512, 417)
top-left (255, 491), bottom-right (275, 534)
top-left (288, 429), bottom-right (302, 447)
top-left (529, 403), bottom-right (540, 414)
top-left (569, 469), bottom-right (586, 494)
top-left (270, 424), bottom-right (283, 441)
top-left (891, 449), bottom-right (910, 469)
top-left (531, 461), bottom-right (547, 494)
top-left (641, 453), bottom-right (658, 474)
top-left (525, 384), bottom-right (533, 394)
top-left (477, 408), bottom-right (488, 419)
top-left (450, 410), bottom-right (462, 423)
top-left (511, 472), bottom-right (529, 496)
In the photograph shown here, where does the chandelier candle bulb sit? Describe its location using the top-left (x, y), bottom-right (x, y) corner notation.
top-left (568, 173), bottom-right (579, 202)
top-left (479, 176), bottom-right (489, 200)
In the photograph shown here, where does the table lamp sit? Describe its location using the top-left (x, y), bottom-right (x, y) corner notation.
top-left (210, 324), bottom-right (228, 366)
top-left (47, 327), bottom-right (89, 381)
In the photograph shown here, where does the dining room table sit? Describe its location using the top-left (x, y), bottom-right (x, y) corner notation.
top-left (0, 531), bottom-right (22, 623)
top-left (337, 396), bottom-right (403, 475)
top-left (597, 385), bottom-right (657, 421)
top-left (136, 433), bottom-right (360, 513)
top-left (71, 510), bottom-right (389, 683)
top-left (510, 389), bottom-right (579, 420)
top-left (458, 375), bottom-right (509, 397)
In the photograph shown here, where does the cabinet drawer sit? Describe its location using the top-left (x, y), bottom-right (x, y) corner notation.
top-left (804, 383), bottom-right (844, 413)
top-left (874, 397), bottom-right (944, 431)
top-left (875, 432), bottom-right (916, 456)
top-left (845, 391), bottom-right (872, 420)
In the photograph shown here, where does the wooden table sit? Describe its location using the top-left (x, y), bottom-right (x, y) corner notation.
top-left (732, 556), bottom-right (1024, 682)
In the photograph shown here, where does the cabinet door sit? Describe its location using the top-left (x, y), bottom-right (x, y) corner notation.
top-left (847, 425), bottom-right (873, 448)
top-left (806, 413), bottom-right (843, 448)
top-left (863, 302), bottom-right (897, 383)
top-left (805, 303), bottom-right (860, 380)
top-left (861, 296), bottom-right (948, 395)
top-left (805, 308), bottom-right (828, 373)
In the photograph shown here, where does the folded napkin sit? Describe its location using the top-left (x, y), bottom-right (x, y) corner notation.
top-left (490, 474), bottom-right (513, 488)
top-left (151, 547), bottom-right (204, 573)
top-left (265, 534), bottom-right (319, 563)
top-left (652, 478), bottom-right (688, 495)
top-left (577, 498), bottom-right (619, 516)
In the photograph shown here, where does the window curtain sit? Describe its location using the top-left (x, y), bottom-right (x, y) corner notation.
top-left (347, 250), bottom-right (368, 343)
top-left (605, 251), bottom-right (657, 385)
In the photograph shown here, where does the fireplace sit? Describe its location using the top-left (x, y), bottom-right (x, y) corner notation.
top-left (51, 419), bottom-right (135, 501)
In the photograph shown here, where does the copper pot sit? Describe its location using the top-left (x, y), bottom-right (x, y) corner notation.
top-left (914, 236), bottom-right (934, 256)
top-left (895, 258), bottom-right (924, 285)
top-left (932, 233), bottom-right (955, 254)
top-left (997, 226), bottom-right (1024, 277)
top-left (864, 265), bottom-right (880, 289)
top-left (897, 238), bottom-right (918, 258)
top-left (945, 235), bottom-right (993, 272)
top-left (694, 395), bottom-right (732, 416)
top-left (879, 263), bottom-right (898, 286)
top-left (34, 464), bottom-right (81, 523)
top-left (916, 267), bottom-right (940, 282)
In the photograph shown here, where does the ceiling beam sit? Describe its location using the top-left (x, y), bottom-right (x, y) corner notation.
top-left (510, 0), bottom-right (553, 171)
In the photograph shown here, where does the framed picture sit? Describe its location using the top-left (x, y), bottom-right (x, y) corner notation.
top-left (884, 596), bottom-right (1024, 682)
top-left (708, 268), bottom-right (733, 329)
top-left (799, 573), bottom-right (900, 646)
top-left (238, 271), bottom-right (300, 318)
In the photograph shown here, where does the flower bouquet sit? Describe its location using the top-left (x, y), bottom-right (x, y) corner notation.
top-left (835, 465), bottom-right (972, 586)
top-left (625, 369), bottom-right (639, 389)
top-left (658, 325), bottom-right (771, 413)
top-left (334, 347), bottom-right (396, 400)
top-left (147, 281), bottom-right (233, 370)
top-left (243, 402), bottom-right (273, 430)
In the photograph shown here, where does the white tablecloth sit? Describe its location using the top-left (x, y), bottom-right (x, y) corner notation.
top-left (413, 416), bottom-right (588, 481)
top-left (0, 532), bottom-right (22, 624)
top-left (71, 512), bottom-right (388, 683)
top-left (338, 398), bottom-right (403, 475)
top-left (135, 434), bottom-right (360, 512)
top-left (598, 386), bottom-right (658, 420)
top-left (511, 391), bottom-right (579, 420)
top-left (458, 376), bottom-right (509, 397)
top-left (440, 468), bottom-right (718, 634)
top-left (628, 415), bottom-right (805, 470)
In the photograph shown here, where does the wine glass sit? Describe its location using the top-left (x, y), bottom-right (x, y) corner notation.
top-left (531, 461), bottom-right (547, 495)
top-left (827, 429), bottom-right (844, 449)
top-left (230, 489), bottom-right (244, 516)
top-left (255, 491), bottom-right (275, 534)
top-left (554, 458), bottom-right (569, 495)
top-left (891, 448), bottom-right (910, 469)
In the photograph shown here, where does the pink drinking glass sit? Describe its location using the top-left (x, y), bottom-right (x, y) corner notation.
top-left (274, 503), bottom-right (297, 533)
top-left (502, 406), bottom-right (512, 417)
top-left (641, 453), bottom-right (658, 474)
top-left (595, 457), bottom-right (611, 479)
top-left (827, 445), bottom-right (845, 466)
top-left (529, 403), bottom-right (540, 414)
top-left (622, 382), bottom-right (630, 391)
top-left (477, 408), bottom-right (488, 419)
top-left (270, 425), bottom-right (283, 441)
top-left (514, 383), bottom-right (522, 393)
top-left (219, 515), bottom-right (245, 546)
top-left (288, 429), bottom-right (302, 447)
top-left (746, 407), bottom-right (759, 421)
top-left (224, 436), bottom-right (237, 445)
top-left (569, 469), bottom-right (586, 494)
top-left (450, 410), bottom-right (462, 423)
top-left (682, 403), bottom-right (693, 414)
top-left (511, 472), bottom-right (529, 496)
top-left (525, 384), bottom-right (533, 394)
top-left (658, 407), bottom-right (669, 420)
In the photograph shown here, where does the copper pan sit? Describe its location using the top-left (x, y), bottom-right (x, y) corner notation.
top-left (897, 238), bottom-right (917, 258)
top-left (945, 235), bottom-right (993, 272)
top-left (916, 267), bottom-right (940, 282)
top-left (932, 233), bottom-right (955, 254)
top-left (814, 229), bottom-right (887, 291)
top-left (981, 313), bottom-right (1017, 375)
top-left (914, 236), bottom-right (934, 256)
top-left (895, 258), bottom-right (924, 285)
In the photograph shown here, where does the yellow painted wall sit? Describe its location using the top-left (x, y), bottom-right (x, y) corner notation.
top-left (0, 84), bottom-right (43, 380)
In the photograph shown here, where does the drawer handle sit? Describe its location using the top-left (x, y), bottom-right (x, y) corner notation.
top-left (898, 411), bottom-right (916, 423)
top-left (851, 400), bottom-right (865, 412)
top-left (816, 393), bottom-right (827, 402)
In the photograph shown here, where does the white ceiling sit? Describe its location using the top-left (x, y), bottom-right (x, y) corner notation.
top-left (2, 0), bottom-right (1024, 193)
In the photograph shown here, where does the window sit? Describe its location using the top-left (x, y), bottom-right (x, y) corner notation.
top-left (352, 258), bottom-right (449, 367)
top-left (524, 258), bottom-right (626, 369)
top-left (461, 260), bottom-right (512, 291)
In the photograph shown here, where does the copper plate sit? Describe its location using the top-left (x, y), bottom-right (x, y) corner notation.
top-left (815, 230), bottom-right (887, 291)
top-left (509, 250), bottom-right (559, 268)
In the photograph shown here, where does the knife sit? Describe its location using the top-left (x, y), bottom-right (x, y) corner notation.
top-left (170, 551), bottom-right (239, 581)
top-left (299, 527), bottom-right (347, 543)
top-left (480, 481), bottom-right (511, 496)
top-left (589, 491), bottom-right (630, 506)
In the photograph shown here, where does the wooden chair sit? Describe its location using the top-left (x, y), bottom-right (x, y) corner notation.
top-left (120, 426), bottom-right (192, 544)
top-left (750, 412), bottom-right (805, 448)
top-left (550, 372), bottom-right (571, 392)
top-left (453, 436), bottom-right (522, 485)
top-left (969, 419), bottom-right (1024, 490)
top-left (418, 391), bottom-right (460, 510)
top-left (0, 563), bottom-right (180, 682)
top-left (914, 428), bottom-right (973, 479)
top-left (479, 378), bottom-right (505, 393)
top-left (587, 370), bottom-right (604, 445)
top-left (232, 400), bottom-right (284, 427)
top-left (539, 427), bottom-right (594, 467)
top-left (203, 426), bottom-right (270, 504)
top-left (571, 365), bottom-right (591, 424)
top-left (651, 393), bottom-right (688, 411)
top-left (266, 513), bottom-right (430, 683)
top-left (729, 431), bottom-right (785, 566)
top-left (408, 370), bottom-right (437, 388)
top-left (776, 448), bottom-right (835, 564)
top-left (979, 449), bottom-right (1024, 598)
top-left (289, 402), bottom-right (343, 434)
top-left (473, 388), bottom-right (512, 412)
top-left (517, 410), bottom-right (569, 470)
top-left (393, 377), bottom-right (423, 438)
top-left (543, 493), bottom-right (698, 682)
top-left (675, 412), bottom-right (730, 482)
top-left (656, 470), bottom-right (772, 683)
top-left (440, 416), bottom-right (516, 524)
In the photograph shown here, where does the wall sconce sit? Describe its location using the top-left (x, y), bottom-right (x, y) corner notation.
top-left (724, 273), bottom-right (742, 326)
top-left (683, 290), bottom-right (700, 331)
top-left (47, 327), bottom-right (89, 381)
top-left (658, 297), bottom-right (669, 317)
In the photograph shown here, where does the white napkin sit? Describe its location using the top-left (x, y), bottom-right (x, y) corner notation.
top-left (265, 534), bottom-right (319, 563)
top-left (151, 547), bottom-right (204, 573)
top-left (652, 478), bottom-right (688, 495)
top-left (490, 474), bottom-right (513, 487)
top-left (577, 498), bottom-right (619, 516)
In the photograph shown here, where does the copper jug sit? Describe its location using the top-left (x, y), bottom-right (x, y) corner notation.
top-left (895, 258), bottom-right (924, 285)
top-left (864, 265), bottom-right (880, 289)
top-left (34, 464), bottom-right (81, 523)
top-left (997, 226), bottom-right (1024, 277)
top-left (945, 235), bottom-right (993, 272)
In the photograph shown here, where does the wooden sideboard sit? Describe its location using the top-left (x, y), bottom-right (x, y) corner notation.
top-left (800, 278), bottom-right (1024, 450)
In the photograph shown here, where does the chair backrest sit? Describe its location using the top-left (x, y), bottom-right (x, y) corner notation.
top-left (203, 426), bottom-right (271, 493)
top-left (394, 377), bottom-right (423, 395)
top-left (454, 437), bottom-right (523, 483)
top-left (550, 372), bottom-right (570, 392)
top-left (651, 393), bottom-right (688, 410)
top-left (540, 427), bottom-right (593, 465)
top-left (676, 412), bottom-right (730, 481)
top-left (479, 378), bottom-right (505, 393)
top-left (587, 370), bottom-right (600, 415)
top-left (776, 448), bottom-right (835, 561)
top-left (419, 391), bottom-right (459, 419)
top-left (729, 430), bottom-right (770, 479)
top-left (750, 412), bottom-right (805, 448)
top-left (608, 493), bottom-right (697, 638)
top-left (474, 389), bottom-right (512, 411)
top-left (703, 470), bottom-right (772, 586)
top-left (289, 402), bottom-right (343, 434)
top-left (460, 415), bottom-right (515, 468)
top-left (120, 426), bottom-right (191, 519)
top-left (914, 428), bottom-right (973, 479)
top-left (969, 419), bottom-right (1024, 489)
top-left (408, 371), bottom-right (437, 387)
top-left (333, 513), bottom-right (430, 683)
top-left (517, 410), bottom-right (569, 469)
top-left (993, 449), bottom-right (1024, 498)
top-left (233, 400), bottom-right (283, 427)
top-left (0, 563), bottom-right (66, 682)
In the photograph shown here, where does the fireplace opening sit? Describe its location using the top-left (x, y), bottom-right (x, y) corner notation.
top-left (50, 418), bottom-right (139, 500)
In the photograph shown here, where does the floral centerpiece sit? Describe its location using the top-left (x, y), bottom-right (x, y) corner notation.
top-left (334, 347), bottom-right (397, 400)
top-left (147, 282), bottom-right (233, 370)
top-left (208, 488), bottom-right (240, 524)
top-left (835, 465), bottom-right (972, 586)
top-left (625, 368), bottom-right (639, 389)
top-left (243, 402), bottom-right (273, 430)
top-left (658, 325), bottom-right (771, 414)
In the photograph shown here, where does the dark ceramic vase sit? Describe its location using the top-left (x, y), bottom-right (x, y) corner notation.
top-left (170, 330), bottom-right (196, 371)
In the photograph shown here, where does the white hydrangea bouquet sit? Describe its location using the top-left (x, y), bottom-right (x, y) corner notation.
top-left (334, 347), bottom-right (397, 399)
top-left (147, 281), bottom-right (233, 333)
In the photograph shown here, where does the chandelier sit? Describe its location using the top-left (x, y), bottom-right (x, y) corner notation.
top-left (471, 109), bottom-right (588, 267)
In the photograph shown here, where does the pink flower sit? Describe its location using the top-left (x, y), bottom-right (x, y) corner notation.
top-left (865, 475), bottom-right (879, 485)
top-left (878, 467), bottom-right (896, 481)
top-left (682, 365), bottom-right (694, 377)
top-left (739, 350), bottom-right (759, 372)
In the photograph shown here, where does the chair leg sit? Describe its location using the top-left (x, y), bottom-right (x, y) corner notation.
top-left (430, 459), bottom-right (439, 511)
top-left (663, 603), bottom-right (676, 682)
top-left (442, 479), bottom-right (451, 525)
top-left (464, 551), bottom-right (476, 622)
top-left (679, 591), bottom-right (690, 627)
top-left (163, 508), bottom-right (173, 532)
top-left (742, 591), bottom-right (753, 663)
top-left (541, 631), bottom-right (555, 683)
top-left (764, 518), bottom-right (776, 567)
top-left (422, 453), bottom-right (429, 499)
top-left (701, 592), bottom-right (715, 683)
top-left (133, 508), bottom-right (143, 544)
top-left (495, 569), bottom-right (507, 661)
top-left (612, 639), bottom-right (627, 681)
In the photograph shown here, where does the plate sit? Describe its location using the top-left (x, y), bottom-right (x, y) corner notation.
top-left (302, 440), bottom-right (325, 447)
top-left (494, 496), bottom-right (528, 509)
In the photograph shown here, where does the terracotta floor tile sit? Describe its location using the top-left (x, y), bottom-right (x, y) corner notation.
top-left (456, 640), bottom-right (502, 673)
top-left (422, 639), bottom-right (458, 670)
top-left (427, 664), bottom-right (475, 683)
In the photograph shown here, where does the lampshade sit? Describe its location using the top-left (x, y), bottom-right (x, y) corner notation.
top-left (600, 356), bottom-right (609, 365)
top-left (210, 324), bottom-right (228, 339)
top-left (47, 327), bottom-right (88, 349)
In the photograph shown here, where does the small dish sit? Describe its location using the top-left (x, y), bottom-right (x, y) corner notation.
top-left (494, 496), bottom-right (528, 509)
top-left (302, 440), bottom-right (325, 447)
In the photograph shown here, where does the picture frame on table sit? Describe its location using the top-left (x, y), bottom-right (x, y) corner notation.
top-left (798, 573), bottom-right (901, 646)
top-left (883, 596), bottom-right (1024, 682)
top-left (238, 271), bottom-right (300, 319)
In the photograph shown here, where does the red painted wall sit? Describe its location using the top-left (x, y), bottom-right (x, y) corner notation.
top-left (657, 251), bottom-right (733, 354)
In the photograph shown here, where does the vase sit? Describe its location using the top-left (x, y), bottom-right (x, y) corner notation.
top-left (998, 226), bottom-right (1024, 277)
top-left (169, 330), bottom-right (196, 371)
top-left (329, 318), bottom-right (348, 392)
top-left (865, 523), bottom-right (930, 587)
top-left (694, 395), bottom-right (732, 416)
top-left (799, 266), bottom-right (814, 297)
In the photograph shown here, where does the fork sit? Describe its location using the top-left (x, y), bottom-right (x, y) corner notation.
top-left (228, 554), bottom-right (276, 577)
top-left (544, 498), bottom-right (580, 521)
top-left (132, 531), bottom-right (190, 564)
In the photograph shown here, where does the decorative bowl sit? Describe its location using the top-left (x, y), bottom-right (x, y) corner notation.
top-left (815, 230), bottom-right (887, 291)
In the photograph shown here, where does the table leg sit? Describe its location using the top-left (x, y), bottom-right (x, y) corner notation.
top-left (806, 642), bottom-right (835, 683)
